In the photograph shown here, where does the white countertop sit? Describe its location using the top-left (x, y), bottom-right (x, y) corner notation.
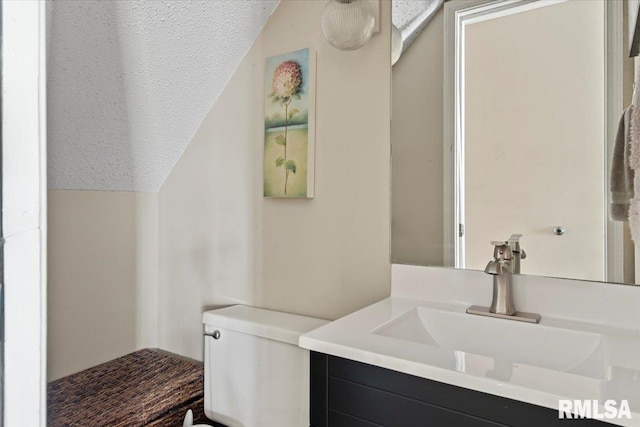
top-left (299, 265), bottom-right (640, 426)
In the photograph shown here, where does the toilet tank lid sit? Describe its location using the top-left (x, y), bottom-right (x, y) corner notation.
top-left (202, 305), bottom-right (329, 346)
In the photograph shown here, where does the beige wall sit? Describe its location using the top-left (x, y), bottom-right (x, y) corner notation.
top-left (391, 8), bottom-right (445, 266)
top-left (157, 0), bottom-right (392, 361)
top-left (48, 190), bottom-right (158, 380)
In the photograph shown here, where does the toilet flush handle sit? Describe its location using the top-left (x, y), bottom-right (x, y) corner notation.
top-left (204, 330), bottom-right (221, 339)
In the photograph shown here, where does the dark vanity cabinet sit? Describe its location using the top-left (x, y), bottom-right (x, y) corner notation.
top-left (310, 352), bottom-right (607, 427)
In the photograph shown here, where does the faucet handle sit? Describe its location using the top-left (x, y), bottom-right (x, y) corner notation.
top-left (508, 233), bottom-right (522, 243)
top-left (490, 241), bottom-right (512, 261)
top-left (507, 234), bottom-right (523, 252)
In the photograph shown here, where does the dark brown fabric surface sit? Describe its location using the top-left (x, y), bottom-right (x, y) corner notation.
top-left (143, 396), bottom-right (206, 427)
top-left (48, 348), bottom-right (209, 427)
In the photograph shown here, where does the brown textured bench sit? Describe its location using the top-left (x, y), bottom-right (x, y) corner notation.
top-left (48, 348), bottom-right (209, 427)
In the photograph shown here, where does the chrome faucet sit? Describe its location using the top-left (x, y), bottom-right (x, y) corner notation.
top-left (466, 240), bottom-right (540, 323)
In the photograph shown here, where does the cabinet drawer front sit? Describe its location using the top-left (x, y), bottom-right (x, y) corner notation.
top-left (328, 410), bottom-right (381, 427)
top-left (329, 377), bottom-right (505, 427)
top-left (326, 354), bottom-right (607, 427)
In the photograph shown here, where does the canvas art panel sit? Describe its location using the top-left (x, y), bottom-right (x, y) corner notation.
top-left (264, 48), bottom-right (316, 198)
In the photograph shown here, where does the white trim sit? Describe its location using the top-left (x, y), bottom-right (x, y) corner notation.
top-left (38, 0), bottom-right (48, 423)
top-left (605, 0), bottom-right (625, 283)
top-left (2, 1), bottom-right (47, 425)
top-left (443, 2), bottom-right (455, 267)
top-left (443, 1), bottom-right (487, 266)
top-left (460, 0), bottom-right (564, 25)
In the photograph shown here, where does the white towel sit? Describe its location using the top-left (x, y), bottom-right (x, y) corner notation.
top-left (610, 106), bottom-right (634, 221)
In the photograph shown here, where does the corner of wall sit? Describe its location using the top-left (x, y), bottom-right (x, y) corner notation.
top-left (157, 0), bottom-right (392, 360)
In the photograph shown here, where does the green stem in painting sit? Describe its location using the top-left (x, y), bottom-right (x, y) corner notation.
top-left (284, 101), bottom-right (289, 195)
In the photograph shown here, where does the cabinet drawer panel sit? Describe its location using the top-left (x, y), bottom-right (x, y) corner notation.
top-left (328, 410), bottom-right (381, 427)
top-left (327, 355), bottom-right (606, 427)
top-left (311, 352), bottom-right (328, 426)
top-left (328, 377), bottom-right (505, 427)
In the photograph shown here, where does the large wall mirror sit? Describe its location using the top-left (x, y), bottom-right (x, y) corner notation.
top-left (391, 0), bottom-right (639, 285)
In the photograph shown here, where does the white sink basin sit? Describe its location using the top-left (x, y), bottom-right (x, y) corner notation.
top-left (372, 306), bottom-right (605, 379)
top-left (299, 265), bottom-right (640, 426)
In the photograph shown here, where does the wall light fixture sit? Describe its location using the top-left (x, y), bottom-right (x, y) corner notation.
top-left (321, 0), bottom-right (376, 51)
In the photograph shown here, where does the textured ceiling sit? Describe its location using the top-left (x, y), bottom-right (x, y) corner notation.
top-left (47, 0), bottom-right (279, 192)
top-left (392, 0), bottom-right (443, 52)
top-left (393, 0), bottom-right (434, 29)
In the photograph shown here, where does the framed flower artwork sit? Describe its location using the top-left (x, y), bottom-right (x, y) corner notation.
top-left (264, 48), bottom-right (316, 198)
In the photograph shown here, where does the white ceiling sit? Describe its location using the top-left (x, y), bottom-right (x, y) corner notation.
top-left (392, 0), bottom-right (443, 53)
top-left (393, 0), bottom-right (434, 29)
top-left (47, 0), bottom-right (279, 192)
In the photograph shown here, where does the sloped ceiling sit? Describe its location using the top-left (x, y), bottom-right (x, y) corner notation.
top-left (47, 0), bottom-right (279, 192)
top-left (392, 0), bottom-right (443, 54)
top-left (393, 0), bottom-right (432, 28)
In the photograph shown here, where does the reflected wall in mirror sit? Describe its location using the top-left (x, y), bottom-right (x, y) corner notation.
top-left (391, 0), bottom-right (639, 284)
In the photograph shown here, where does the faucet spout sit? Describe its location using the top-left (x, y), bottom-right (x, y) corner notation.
top-left (484, 259), bottom-right (503, 275)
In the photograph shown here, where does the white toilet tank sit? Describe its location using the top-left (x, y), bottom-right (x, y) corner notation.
top-left (202, 305), bottom-right (328, 427)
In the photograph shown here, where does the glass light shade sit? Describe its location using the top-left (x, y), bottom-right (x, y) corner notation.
top-left (391, 24), bottom-right (403, 65)
top-left (321, 0), bottom-right (376, 51)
